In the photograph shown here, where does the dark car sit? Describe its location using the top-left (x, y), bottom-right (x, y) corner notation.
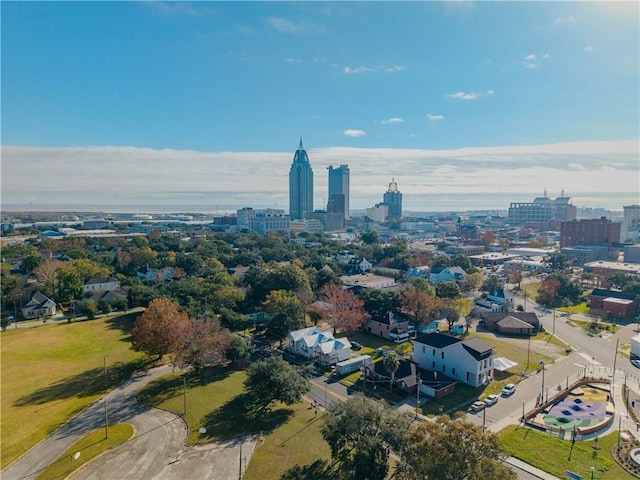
top-left (351, 341), bottom-right (362, 351)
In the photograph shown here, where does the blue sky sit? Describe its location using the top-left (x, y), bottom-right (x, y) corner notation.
top-left (2, 1), bottom-right (638, 212)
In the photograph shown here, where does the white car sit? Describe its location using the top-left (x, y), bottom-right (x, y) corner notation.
top-left (470, 401), bottom-right (485, 412)
top-left (484, 394), bottom-right (499, 406)
top-left (501, 383), bottom-right (516, 397)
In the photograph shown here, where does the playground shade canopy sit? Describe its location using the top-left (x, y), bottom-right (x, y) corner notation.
top-left (493, 357), bottom-right (518, 371)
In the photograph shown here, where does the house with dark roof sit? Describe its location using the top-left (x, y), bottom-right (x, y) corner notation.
top-left (482, 312), bottom-right (541, 335)
top-left (412, 332), bottom-right (493, 387)
top-left (429, 266), bottom-right (467, 284)
top-left (367, 312), bottom-right (411, 340)
top-left (364, 358), bottom-right (456, 399)
top-left (22, 292), bottom-right (57, 319)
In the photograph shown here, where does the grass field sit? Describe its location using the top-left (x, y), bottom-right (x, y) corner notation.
top-left (499, 425), bottom-right (635, 480)
top-left (0, 313), bottom-right (147, 468)
top-left (35, 424), bottom-right (133, 480)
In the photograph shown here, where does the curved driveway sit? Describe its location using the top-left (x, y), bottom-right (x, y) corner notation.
top-left (2, 365), bottom-right (259, 480)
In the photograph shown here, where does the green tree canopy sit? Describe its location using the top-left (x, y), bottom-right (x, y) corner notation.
top-left (397, 415), bottom-right (515, 480)
top-left (244, 357), bottom-right (310, 411)
top-left (322, 396), bottom-right (411, 480)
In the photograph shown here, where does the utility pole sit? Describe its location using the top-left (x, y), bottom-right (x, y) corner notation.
top-left (183, 377), bottom-right (187, 415)
top-left (415, 372), bottom-right (421, 420)
top-left (238, 439), bottom-right (243, 480)
top-left (104, 356), bottom-right (109, 439)
top-left (612, 338), bottom-right (619, 397)
top-left (482, 405), bottom-right (486, 430)
top-left (552, 309), bottom-right (556, 336)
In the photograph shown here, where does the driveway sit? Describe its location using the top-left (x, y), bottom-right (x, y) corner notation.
top-left (2, 365), bottom-right (259, 480)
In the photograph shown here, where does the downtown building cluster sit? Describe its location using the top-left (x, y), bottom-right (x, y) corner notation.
top-left (239, 138), bottom-right (402, 234)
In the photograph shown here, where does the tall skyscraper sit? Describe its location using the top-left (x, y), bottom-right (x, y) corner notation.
top-left (289, 137), bottom-right (314, 220)
top-left (327, 164), bottom-right (350, 220)
top-left (382, 178), bottom-right (402, 219)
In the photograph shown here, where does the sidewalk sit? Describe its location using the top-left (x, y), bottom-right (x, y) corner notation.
top-left (505, 457), bottom-right (562, 480)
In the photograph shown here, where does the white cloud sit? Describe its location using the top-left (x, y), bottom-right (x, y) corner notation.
top-left (554, 15), bottom-right (577, 25)
top-left (445, 91), bottom-right (482, 100)
top-left (285, 58), bottom-right (301, 64)
top-left (264, 16), bottom-right (324, 35)
top-left (340, 64), bottom-right (404, 75)
top-left (343, 66), bottom-right (373, 74)
top-left (426, 113), bottom-right (444, 122)
top-left (343, 129), bottom-right (367, 137)
top-left (522, 53), bottom-right (549, 69)
top-left (486, 89), bottom-right (495, 96)
top-left (381, 117), bottom-right (404, 124)
top-left (2, 141), bottom-right (637, 212)
top-left (584, 46), bottom-right (594, 52)
top-left (146, 2), bottom-right (212, 16)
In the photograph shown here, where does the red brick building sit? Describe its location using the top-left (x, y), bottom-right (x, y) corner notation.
top-left (560, 217), bottom-right (621, 249)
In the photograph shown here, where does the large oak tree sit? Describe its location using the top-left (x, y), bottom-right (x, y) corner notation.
top-left (131, 298), bottom-right (188, 360)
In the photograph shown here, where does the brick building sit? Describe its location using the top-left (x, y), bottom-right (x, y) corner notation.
top-left (560, 217), bottom-right (621, 249)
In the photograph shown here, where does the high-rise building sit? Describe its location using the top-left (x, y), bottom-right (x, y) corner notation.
top-left (622, 205), bottom-right (640, 241)
top-left (289, 138), bottom-right (314, 220)
top-left (560, 217), bottom-right (621, 249)
top-left (382, 178), bottom-right (402, 219)
top-left (508, 190), bottom-right (577, 225)
top-left (327, 165), bottom-right (350, 220)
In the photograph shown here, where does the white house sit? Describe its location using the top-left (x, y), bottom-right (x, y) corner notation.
top-left (405, 266), bottom-right (430, 280)
top-left (83, 277), bottom-right (121, 294)
top-left (412, 332), bottom-right (493, 387)
top-left (347, 257), bottom-right (372, 273)
top-left (286, 326), bottom-right (352, 365)
top-left (136, 266), bottom-right (176, 283)
top-left (22, 292), bottom-right (57, 319)
top-left (429, 266), bottom-right (467, 285)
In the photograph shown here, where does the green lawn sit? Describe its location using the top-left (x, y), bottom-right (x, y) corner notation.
top-left (573, 319), bottom-right (621, 335)
top-left (244, 403), bottom-right (331, 480)
top-left (499, 425), bottom-right (635, 480)
top-left (35, 424), bottom-right (133, 480)
top-left (557, 302), bottom-right (590, 314)
top-left (0, 313), bottom-right (148, 468)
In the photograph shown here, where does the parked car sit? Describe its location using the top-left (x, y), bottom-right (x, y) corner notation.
top-left (484, 394), bottom-right (499, 406)
top-left (631, 359), bottom-right (640, 369)
top-left (351, 341), bottom-right (362, 351)
top-left (470, 401), bottom-right (485, 412)
top-left (502, 383), bottom-right (516, 397)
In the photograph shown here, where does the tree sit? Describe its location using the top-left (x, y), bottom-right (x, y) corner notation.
top-left (481, 275), bottom-right (503, 294)
top-left (97, 298), bottom-right (111, 315)
top-left (452, 254), bottom-right (476, 274)
top-left (360, 289), bottom-right (401, 319)
top-left (131, 298), bottom-right (188, 360)
top-left (244, 357), bottom-right (310, 411)
top-left (225, 333), bottom-right (252, 364)
top-left (173, 317), bottom-right (230, 373)
top-left (444, 307), bottom-right (460, 331)
top-left (436, 281), bottom-right (460, 299)
top-left (322, 396), bottom-right (411, 480)
top-left (464, 271), bottom-right (484, 295)
top-left (34, 259), bottom-right (62, 297)
top-left (56, 269), bottom-right (83, 303)
top-left (400, 286), bottom-right (434, 335)
top-left (383, 351), bottom-right (400, 387)
top-left (114, 296), bottom-right (128, 312)
top-left (317, 283), bottom-right (369, 335)
top-left (361, 229), bottom-right (380, 245)
top-left (432, 255), bottom-right (452, 269)
top-left (1, 317), bottom-right (11, 331)
top-left (543, 251), bottom-right (568, 272)
top-left (397, 415), bottom-right (515, 480)
top-left (480, 231), bottom-right (496, 248)
top-left (77, 300), bottom-right (98, 320)
top-left (405, 277), bottom-right (436, 296)
top-left (263, 290), bottom-right (304, 345)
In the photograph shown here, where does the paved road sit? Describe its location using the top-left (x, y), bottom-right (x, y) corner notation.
top-left (2, 365), bottom-right (259, 480)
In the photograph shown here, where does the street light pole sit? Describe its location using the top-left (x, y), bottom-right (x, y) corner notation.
top-left (103, 355), bottom-right (109, 439)
top-left (482, 405), bottom-right (486, 430)
top-left (183, 377), bottom-right (187, 415)
top-left (540, 361), bottom-right (545, 405)
top-left (415, 372), bottom-right (421, 420)
top-left (612, 338), bottom-right (619, 397)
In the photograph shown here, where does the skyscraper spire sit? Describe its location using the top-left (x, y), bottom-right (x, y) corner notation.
top-left (299, 135), bottom-right (303, 150)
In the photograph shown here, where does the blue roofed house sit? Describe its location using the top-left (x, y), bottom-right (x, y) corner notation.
top-left (286, 326), bottom-right (352, 366)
